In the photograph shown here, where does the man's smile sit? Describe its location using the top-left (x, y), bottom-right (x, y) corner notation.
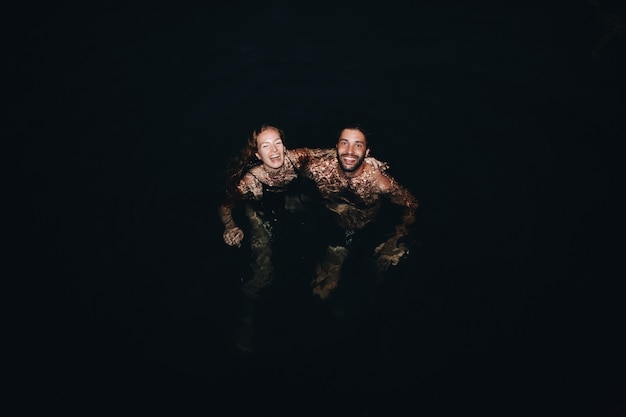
top-left (341, 155), bottom-right (358, 164)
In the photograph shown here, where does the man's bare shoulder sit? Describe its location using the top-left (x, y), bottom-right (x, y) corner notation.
top-left (365, 164), bottom-right (395, 192)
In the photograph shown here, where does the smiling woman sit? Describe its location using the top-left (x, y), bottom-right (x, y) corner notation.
top-left (218, 124), bottom-right (335, 352)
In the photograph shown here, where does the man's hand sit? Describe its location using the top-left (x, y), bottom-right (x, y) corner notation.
top-left (223, 227), bottom-right (244, 247)
top-left (374, 237), bottom-right (409, 271)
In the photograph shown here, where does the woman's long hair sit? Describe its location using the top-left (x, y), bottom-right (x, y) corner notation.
top-left (225, 124), bottom-right (286, 194)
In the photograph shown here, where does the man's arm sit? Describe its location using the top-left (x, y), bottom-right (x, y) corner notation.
top-left (379, 172), bottom-right (419, 236)
top-left (373, 171), bottom-right (419, 269)
top-left (290, 148), bottom-right (388, 170)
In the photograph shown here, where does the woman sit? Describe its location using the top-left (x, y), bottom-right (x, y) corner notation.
top-left (219, 124), bottom-right (334, 352)
top-left (219, 125), bottom-right (333, 295)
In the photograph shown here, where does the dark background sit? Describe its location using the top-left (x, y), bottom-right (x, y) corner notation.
top-left (10, 0), bottom-right (625, 415)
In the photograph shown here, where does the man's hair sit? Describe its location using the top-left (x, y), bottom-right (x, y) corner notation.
top-left (338, 123), bottom-right (372, 148)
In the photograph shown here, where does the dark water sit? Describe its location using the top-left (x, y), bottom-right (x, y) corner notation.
top-left (10, 1), bottom-right (625, 415)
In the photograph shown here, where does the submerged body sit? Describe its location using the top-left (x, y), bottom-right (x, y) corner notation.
top-left (300, 127), bottom-right (419, 302)
top-left (218, 125), bottom-right (335, 352)
top-left (221, 148), bottom-right (328, 298)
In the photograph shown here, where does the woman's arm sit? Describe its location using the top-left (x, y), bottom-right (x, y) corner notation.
top-left (218, 173), bottom-right (260, 247)
top-left (218, 202), bottom-right (245, 247)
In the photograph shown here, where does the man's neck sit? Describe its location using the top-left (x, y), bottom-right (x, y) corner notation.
top-left (339, 163), bottom-right (365, 179)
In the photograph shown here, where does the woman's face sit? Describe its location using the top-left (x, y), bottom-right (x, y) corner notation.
top-left (255, 128), bottom-right (285, 169)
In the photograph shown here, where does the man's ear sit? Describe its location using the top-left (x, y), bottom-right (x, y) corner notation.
top-left (366, 148), bottom-right (371, 157)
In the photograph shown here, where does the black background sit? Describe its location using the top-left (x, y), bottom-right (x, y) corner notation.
top-left (10, 0), bottom-right (625, 415)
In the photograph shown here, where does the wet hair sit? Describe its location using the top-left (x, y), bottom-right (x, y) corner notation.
top-left (337, 122), bottom-right (371, 148)
top-left (225, 124), bottom-right (287, 193)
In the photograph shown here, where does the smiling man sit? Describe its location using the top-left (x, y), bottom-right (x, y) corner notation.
top-left (301, 124), bottom-right (420, 304)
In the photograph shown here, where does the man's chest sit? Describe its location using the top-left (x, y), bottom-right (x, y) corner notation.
top-left (316, 179), bottom-right (383, 208)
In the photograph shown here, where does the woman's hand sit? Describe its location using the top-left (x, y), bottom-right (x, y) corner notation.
top-left (223, 227), bottom-right (244, 247)
top-left (365, 157), bottom-right (389, 171)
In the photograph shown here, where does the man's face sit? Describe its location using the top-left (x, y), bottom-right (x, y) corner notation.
top-left (255, 128), bottom-right (285, 169)
top-left (336, 128), bottom-right (369, 173)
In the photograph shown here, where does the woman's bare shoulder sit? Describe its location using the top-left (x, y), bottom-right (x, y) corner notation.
top-left (247, 165), bottom-right (264, 177)
top-left (237, 170), bottom-right (262, 192)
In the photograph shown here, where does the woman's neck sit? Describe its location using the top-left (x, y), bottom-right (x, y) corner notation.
top-left (262, 163), bottom-right (286, 176)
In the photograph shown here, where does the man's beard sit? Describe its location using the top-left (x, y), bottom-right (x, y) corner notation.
top-left (337, 150), bottom-right (366, 172)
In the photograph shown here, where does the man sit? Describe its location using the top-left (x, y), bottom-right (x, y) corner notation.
top-left (302, 124), bottom-right (419, 302)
